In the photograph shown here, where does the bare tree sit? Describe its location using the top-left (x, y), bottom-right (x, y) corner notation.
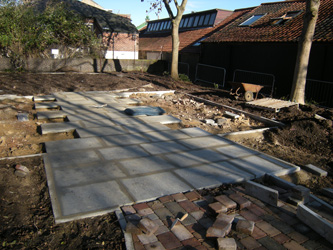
top-left (290, 0), bottom-right (320, 104)
top-left (142, 0), bottom-right (188, 79)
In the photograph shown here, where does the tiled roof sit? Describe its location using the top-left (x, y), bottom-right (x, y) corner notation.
top-left (205, 0), bottom-right (333, 43)
top-left (139, 8), bottom-right (252, 53)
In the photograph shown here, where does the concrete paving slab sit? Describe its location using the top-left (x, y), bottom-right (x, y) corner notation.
top-left (66, 112), bottom-right (112, 122)
top-left (45, 137), bottom-right (103, 153)
top-left (121, 172), bottom-right (192, 203)
top-left (44, 150), bottom-right (101, 168)
top-left (229, 155), bottom-right (295, 178)
top-left (164, 149), bottom-right (230, 167)
top-left (216, 144), bottom-right (259, 158)
top-left (102, 133), bottom-right (150, 146)
top-left (179, 127), bottom-right (213, 137)
top-left (76, 126), bottom-right (127, 138)
top-left (53, 161), bottom-right (127, 187)
top-left (116, 98), bottom-right (142, 105)
top-left (37, 111), bottom-right (66, 120)
top-left (41, 122), bottom-right (82, 134)
top-left (140, 141), bottom-right (189, 155)
top-left (99, 145), bottom-right (150, 160)
top-left (122, 122), bottom-right (171, 133)
top-left (178, 136), bottom-right (230, 149)
top-left (139, 115), bottom-right (181, 124)
top-left (34, 95), bottom-right (56, 101)
top-left (119, 156), bottom-right (176, 175)
top-left (79, 119), bottom-right (116, 128)
top-left (143, 130), bottom-right (190, 142)
top-left (35, 102), bottom-right (59, 109)
top-left (58, 180), bottom-right (133, 218)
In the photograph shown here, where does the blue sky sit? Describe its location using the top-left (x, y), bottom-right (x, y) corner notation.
top-left (93, 0), bottom-right (284, 27)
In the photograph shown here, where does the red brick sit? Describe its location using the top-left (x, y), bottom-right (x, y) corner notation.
top-left (229, 193), bottom-right (252, 209)
top-left (256, 221), bottom-right (281, 237)
top-left (159, 195), bottom-right (174, 203)
top-left (144, 241), bottom-right (166, 250)
top-left (138, 218), bottom-right (159, 236)
top-left (216, 213), bottom-right (235, 224)
top-left (208, 202), bottom-right (227, 213)
top-left (137, 233), bottom-right (158, 245)
top-left (194, 245), bottom-right (208, 250)
top-left (147, 200), bottom-right (164, 210)
top-left (240, 210), bottom-right (262, 222)
top-left (133, 203), bottom-right (149, 211)
top-left (217, 238), bottom-right (237, 250)
top-left (186, 223), bottom-right (205, 233)
top-left (206, 223), bottom-right (231, 238)
top-left (171, 224), bottom-right (193, 241)
top-left (122, 205), bottom-right (136, 215)
top-left (134, 241), bottom-right (145, 250)
top-left (137, 208), bottom-right (154, 216)
top-left (157, 231), bottom-right (182, 249)
top-left (248, 204), bottom-right (267, 217)
top-left (172, 193), bottom-right (188, 202)
top-left (179, 200), bottom-right (200, 213)
top-left (236, 220), bottom-right (255, 235)
top-left (240, 236), bottom-right (262, 250)
top-left (252, 226), bottom-right (267, 240)
top-left (287, 231), bottom-right (308, 244)
top-left (273, 233), bottom-right (290, 244)
top-left (185, 191), bottom-right (201, 201)
top-left (154, 225), bottom-right (169, 236)
top-left (283, 240), bottom-right (307, 250)
top-left (215, 195), bottom-right (237, 209)
top-left (190, 210), bottom-right (205, 221)
top-left (181, 237), bottom-right (201, 248)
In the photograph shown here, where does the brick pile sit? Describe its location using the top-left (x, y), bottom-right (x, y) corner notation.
top-left (121, 187), bottom-right (332, 250)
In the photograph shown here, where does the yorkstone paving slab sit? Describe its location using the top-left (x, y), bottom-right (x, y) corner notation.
top-left (99, 145), bottom-right (150, 160)
top-left (216, 144), bottom-right (259, 158)
top-left (66, 112), bottom-right (112, 122)
top-left (33, 95), bottom-right (56, 101)
top-left (53, 161), bottom-right (126, 187)
top-left (122, 122), bottom-right (171, 133)
top-left (43, 150), bottom-right (100, 168)
top-left (58, 180), bottom-right (132, 219)
top-left (34, 102), bottom-right (59, 109)
top-left (164, 149), bottom-right (230, 167)
top-left (140, 141), bottom-right (189, 155)
top-left (76, 126), bottom-right (127, 138)
top-left (41, 122), bottom-right (82, 134)
top-left (121, 172), bottom-right (192, 203)
top-left (179, 127), bottom-right (213, 137)
top-left (79, 119), bottom-right (116, 128)
top-left (119, 156), bottom-right (176, 175)
top-left (102, 133), bottom-right (150, 146)
top-left (37, 111), bottom-right (67, 120)
top-left (45, 137), bottom-right (103, 153)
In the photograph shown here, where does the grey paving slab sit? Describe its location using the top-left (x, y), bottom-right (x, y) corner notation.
top-left (58, 180), bottom-right (132, 218)
top-left (53, 161), bottom-right (126, 187)
top-left (119, 156), bottom-right (176, 175)
top-left (122, 122), bottom-right (171, 133)
top-left (178, 136), bottom-right (230, 149)
top-left (216, 144), bottom-right (259, 158)
top-left (140, 141), bottom-right (189, 155)
top-left (138, 115), bottom-right (181, 124)
top-left (34, 95), bottom-right (56, 101)
top-left (99, 145), bottom-right (150, 160)
top-left (174, 161), bottom-right (254, 189)
top-left (66, 112), bottom-right (112, 122)
top-left (229, 155), bottom-right (295, 178)
top-left (116, 98), bottom-right (142, 105)
top-left (45, 137), bottom-right (103, 153)
top-left (35, 102), bottom-right (59, 109)
top-left (121, 172), bottom-right (192, 202)
top-left (102, 133), bottom-right (150, 146)
top-left (44, 150), bottom-right (100, 168)
top-left (179, 127), bottom-right (213, 137)
top-left (143, 130), bottom-right (190, 142)
top-left (164, 149), bottom-right (230, 167)
top-left (41, 122), bottom-right (82, 134)
top-left (79, 119), bottom-right (116, 128)
top-left (76, 126), bottom-right (127, 138)
top-left (37, 111), bottom-right (66, 120)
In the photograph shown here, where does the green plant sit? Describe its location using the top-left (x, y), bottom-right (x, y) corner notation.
top-left (179, 73), bottom-right (191, 83)
top-left (213, 83), bottom-right (219, 89)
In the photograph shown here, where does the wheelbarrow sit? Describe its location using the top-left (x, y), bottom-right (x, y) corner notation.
top-left (228, 81), bottom-right (264, 101)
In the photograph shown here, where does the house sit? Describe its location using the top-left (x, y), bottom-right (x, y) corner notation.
top-left (35, 0), bottom-right (138, 59)
top-left (201, 0), bottom-right (333, 102)
top-left (139, 9), bottom-right (239, 78)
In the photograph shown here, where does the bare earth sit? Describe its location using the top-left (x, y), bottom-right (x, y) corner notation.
top-left (0, 72), bottom-right (332, 249)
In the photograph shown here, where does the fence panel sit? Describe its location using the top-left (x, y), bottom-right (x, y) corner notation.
top-left (195, 63), bottom-right (226, 87)
top-left (233, 69), bottom-right (275, 96)
top-left (306, 79), bottom-right (333, 107)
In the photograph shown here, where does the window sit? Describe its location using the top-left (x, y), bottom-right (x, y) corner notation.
top-left (198, 15), bottom-right (205, 26)
top-left (204, 14), bottom-right (210, 26)
top-left (167, 21), bottom-right (172, 29)
top-left (272, 10), bottom-right (302, 25)
top-left (209, 13), bottom-right (217, 26)
top-left (188, 16), bottom-right (194, 27)
top-left (239, 14), bottom-right (265, 26)
top-left (180, 19), bottom-right (184, 28)
top-left (193, 16), bottom-right (199, 27)
top-left (184, 18), bottom-right (189, 27)
top-left (193, 37), bottom-right (207, 46)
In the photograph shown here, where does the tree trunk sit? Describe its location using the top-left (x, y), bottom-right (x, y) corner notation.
top-left (170, 21), bottom-right (180, 79)
top-left (290, 0), bottom-right (320, 104)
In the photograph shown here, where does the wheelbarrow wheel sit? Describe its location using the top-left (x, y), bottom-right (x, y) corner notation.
top-left (244, 91), bottom-right (254, 102)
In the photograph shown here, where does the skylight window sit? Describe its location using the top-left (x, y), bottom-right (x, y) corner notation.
top-left (272, 11), bottom-right (302, 25)
top-left (239, 14), bottom-right (265, 26)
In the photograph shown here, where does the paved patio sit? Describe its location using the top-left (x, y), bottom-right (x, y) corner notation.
top-left (37, 91), bottom-right (299, 223)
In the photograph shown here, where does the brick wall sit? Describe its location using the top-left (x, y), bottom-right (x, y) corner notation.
top-left (103, 33), bottom-right (138, 59)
